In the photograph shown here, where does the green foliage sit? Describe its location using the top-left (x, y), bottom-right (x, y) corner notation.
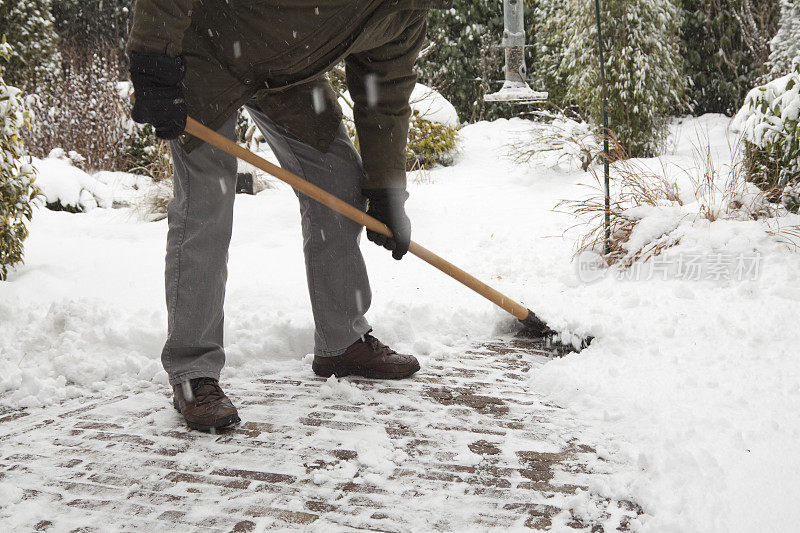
top-left (340, 107), bottom-right (459, 170)
top-left (328, 62), bottom-right (459, 168)
top-left (768, 0), bottom-right (800, 77)
top-left (0, 38), bottom-right (40, 280)
top-left (781, 182), bottom-right (800, 212)
top-left (557, 0), bottom-right (687, 157)
top-left (531, 0), bottom-right (571, 108)
top-left (680, 0), bottom-right (779, 115)
top-left (0, 0), bottom-right (60, 90)
top-left (124, 124), bottom-right (159, 175)
top-left (735, 62), bottom-right (800, 207)
top-left (420, 2), bottom-right (531, 122)
top-left (123, 124), bottom-right (172, 182)
top-left (406, 110), bottom-right (459, 168)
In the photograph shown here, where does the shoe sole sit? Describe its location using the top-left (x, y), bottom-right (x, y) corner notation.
top-left (172, 400), bottom-right (241, 433)
top-left (186, 413), bottom-right (241, 433)
top-left (312, 363), bottom-right (421, 380)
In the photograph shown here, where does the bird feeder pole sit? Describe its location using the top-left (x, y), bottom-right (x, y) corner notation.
top-left (594, 0), bottom-right (611, 255)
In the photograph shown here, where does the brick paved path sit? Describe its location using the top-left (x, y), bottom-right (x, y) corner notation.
top-left (0, 337), bottom-right (640, 531)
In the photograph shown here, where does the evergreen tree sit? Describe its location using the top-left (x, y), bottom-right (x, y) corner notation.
top-left (0, 0), bottom-right (60, 90)
top-left (768, 0), bottom-right (800, 77)
top-left (531, 0), bottom-right (570, 109)
top-left (51, 0), bottom-right (133, 53)
top-left (420, 2), bottom-right (542, 122)
top-left (681, 0), bottom-right (779, 116)
top-left (561, 0), bottom-right (687, 157)
top-left (0, 39), bottom-right (39, 280)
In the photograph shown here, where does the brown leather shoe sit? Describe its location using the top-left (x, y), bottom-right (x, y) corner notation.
top-left (312, 333), bottom-right (420, 379)
top-left (172, 377), bottom-right (240, 432)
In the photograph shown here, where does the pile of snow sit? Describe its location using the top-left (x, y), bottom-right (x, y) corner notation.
top-left (33, 150), bottom-right (159, 212)
top-left (605, 179), bottom-right (779, 266)
top-left (339, 83), bottom-right (459, 127)
top-left (318, 375), bottom-right (371, 404)
top-left (93, 169), bottom-right (161, 206)
top-left (408, 83), bottom-right (460, 127)
top-left (34, 151), bottom-right (113, 211)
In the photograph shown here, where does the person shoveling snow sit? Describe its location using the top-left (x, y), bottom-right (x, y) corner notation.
top-left (127, 0), bottom-right (578, 433)
top-left (126, 1), bottom-right (457, 431)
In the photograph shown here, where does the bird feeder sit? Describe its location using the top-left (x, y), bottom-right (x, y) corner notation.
top-left (484, 0), bottom-right (548, 104)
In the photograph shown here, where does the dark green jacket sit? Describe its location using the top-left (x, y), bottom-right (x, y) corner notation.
top-left (128, 0), bottom-right (451, 190)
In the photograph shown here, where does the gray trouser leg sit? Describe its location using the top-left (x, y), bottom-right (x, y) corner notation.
top-left (163, 115), bottom-right (238, 385)
top-left (245, 104), bottom-right (373, 356)
top-left (162, 108), bottom-right (372, 384)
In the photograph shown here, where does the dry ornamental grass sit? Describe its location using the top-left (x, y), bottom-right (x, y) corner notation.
top-left (561, 129), bottom-right (799, 267)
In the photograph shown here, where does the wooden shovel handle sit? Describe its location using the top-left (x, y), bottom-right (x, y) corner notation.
top-left (184, 116), bottom-right (533, 322)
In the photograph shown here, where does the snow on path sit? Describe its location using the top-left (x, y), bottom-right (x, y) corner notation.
top-left (1, 115), bottom-right (799, 531)
top-left (0, 338), bottom-right (640, 531)
top-left (0, 117), bottom-right (586, 408)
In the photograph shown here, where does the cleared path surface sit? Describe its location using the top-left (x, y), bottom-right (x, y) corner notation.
top-left (0, 338), bottom-right (640, 531)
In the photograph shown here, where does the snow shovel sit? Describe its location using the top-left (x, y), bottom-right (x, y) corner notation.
top-left (184, 117), bottom-right (587, 348)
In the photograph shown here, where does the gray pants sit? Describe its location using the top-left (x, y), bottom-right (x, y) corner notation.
top-left (163, 104), bottom-right (372, 385)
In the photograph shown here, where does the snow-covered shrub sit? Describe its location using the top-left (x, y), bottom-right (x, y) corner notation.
top-left (405, 85), bottom-right (459, 168)
top-left (406, 110), bottom-right (458, 169)
top-left (338, 83), bottom-right (460, 171)
top-left (766, 0), bottom-right (800, 78)
top-left (782, 181), bottom-right (800, 213)
top-left (34, 150), bottom-right (113, 213)
top-left (139, 178), bottom-right (173, 222)
top-left (565, 147), bottom-right (685, 265)
top-left (681, 0), bottom-right (779, 115)
top-left (536, 0), bottom-right (777, 117)
top-left (732, 61), bottom-right (800, 207)
top-left (543, 0), bottom-right (686, 157)
top-left (563, 134), bottom-right (778, 266)
top-left (510, 112), bottom-right (599, 171)
top-left (26, 46), bottom-right (133, 172)
top-left (0, 39), bottom-right (40, 280)
top-left (123, 123), bottom-right (172, 183)
top-left (33, 148), bottom-right (170, 215)
top-left (119, 120), bottom-right (174, 220)
top-left (0, 0), bottom-right (60, 90)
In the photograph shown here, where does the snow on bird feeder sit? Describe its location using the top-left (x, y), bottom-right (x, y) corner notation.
top-left (484, 0), bottom-right (548, 104)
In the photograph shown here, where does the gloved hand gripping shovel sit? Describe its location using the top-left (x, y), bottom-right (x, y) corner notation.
top-left (184, 117), bottom-right (590, 351)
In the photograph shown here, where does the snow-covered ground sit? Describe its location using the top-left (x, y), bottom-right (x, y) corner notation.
top-left (2, 115), bottom-right (799, 532)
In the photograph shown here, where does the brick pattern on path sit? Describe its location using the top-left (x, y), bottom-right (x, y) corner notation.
top-left (0, 337), bottom-right (641, 531)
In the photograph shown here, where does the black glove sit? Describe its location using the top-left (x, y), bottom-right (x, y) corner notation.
top-left (129, 52), bottom-right (187, 140)
top-left (364, 189), bottom-right (411, 260)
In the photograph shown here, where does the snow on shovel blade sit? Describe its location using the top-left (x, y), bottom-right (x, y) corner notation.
top-left (517, 308), bottom-right (593, 354)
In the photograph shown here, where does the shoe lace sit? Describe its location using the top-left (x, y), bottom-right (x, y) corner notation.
top-left (363, 333), bottom-right (397, 355)
top-left (192, 377), bottom-right (225, 405)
